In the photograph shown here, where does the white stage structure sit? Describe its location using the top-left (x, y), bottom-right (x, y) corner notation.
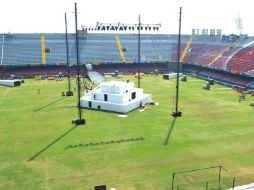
top-left (80, 81), bottom-right (152, 113)
top-left (227, 183), bottom-right (254, 190)
top-left (0, 80), bottom-right (22, 87)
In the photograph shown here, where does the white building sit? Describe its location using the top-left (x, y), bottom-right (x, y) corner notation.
top-left (80, 81), bottom-right (152, 113)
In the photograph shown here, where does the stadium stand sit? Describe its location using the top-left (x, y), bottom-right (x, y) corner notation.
top-left (0, 33), bottom-right (254, 87)
top-left (93, 62), bottom-right (168, 74)
top-left (183, 64), bottom-right (253, 88)
top-left (0, 33), bottom-right (250, 65)
top-left (0, 65), bottom-right (86, 79)
top-left (226, 43), bottom-right (254, 74)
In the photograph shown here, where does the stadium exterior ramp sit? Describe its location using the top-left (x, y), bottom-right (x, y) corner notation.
top-left (87, 71), bottom-right (105, 84)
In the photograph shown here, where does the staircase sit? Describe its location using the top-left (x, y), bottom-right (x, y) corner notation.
top-left (116, 35), bottom-right (126, 62)
top-left (151, 36), bottom-right (161, 60)
top-left (87, 71), bottom-right (105, 84)
top-left (208, 37), bottom-right (240, 67)
top-left (180, 36), bottom-right (193, 62)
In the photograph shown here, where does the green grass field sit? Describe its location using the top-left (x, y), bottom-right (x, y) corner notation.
top-left (0, 75), bottom-right (254, 190)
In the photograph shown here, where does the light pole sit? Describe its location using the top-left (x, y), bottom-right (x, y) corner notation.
top-left (73, 2), bottom-right (85, 125)
top-left (138, 15), bottom-right (141, 88)
top-left (65, 13), bottom-right (73, 96)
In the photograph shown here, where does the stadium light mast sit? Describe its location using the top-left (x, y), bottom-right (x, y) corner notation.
top-left (1, 35), bottom-right (4, 65)
top-left (65, 13), bottom-right (73, 96)
top-left (81, 20), bottom-right (161, 89)
top-left (73, 2), bottom-right (85, 125)
top-left (172, 7), bottom-right (182, 118)
top-left (138, 15), bottom-right (141, 88)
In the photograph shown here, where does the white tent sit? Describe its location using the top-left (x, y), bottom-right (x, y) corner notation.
top-left (0, 80), bottom-right (22, 87)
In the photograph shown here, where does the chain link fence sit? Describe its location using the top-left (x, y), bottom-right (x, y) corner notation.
top-left (171, 167), bottom-right (254, 190)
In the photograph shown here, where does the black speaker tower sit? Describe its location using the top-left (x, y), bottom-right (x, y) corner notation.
top-left (172, 7), bottom-right (182, 118)
top-left (73, 3), bottom-right (85, 125)
top-left (138, 14), bottom-right (141, 88)
top-left (65, 13), bottom-right (73, 96)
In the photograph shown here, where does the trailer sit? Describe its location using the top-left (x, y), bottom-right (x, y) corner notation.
top-left (0, 80), bottom-right (22, 87)
top-left (163, 73), bottom-right (183, 80)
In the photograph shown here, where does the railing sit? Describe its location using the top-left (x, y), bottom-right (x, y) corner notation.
top-left (172, 173), bottom-right (254, 190)
top-left (180, 35), bottom-right (193, 62)
top-left (115, 35), bottom-right (126, 62)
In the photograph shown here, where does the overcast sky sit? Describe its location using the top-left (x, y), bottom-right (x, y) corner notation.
top-left (0, 0), bottom-right (253, 35)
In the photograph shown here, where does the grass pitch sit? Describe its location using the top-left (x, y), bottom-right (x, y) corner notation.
top-left (0, 75), bottom-right (254, 190)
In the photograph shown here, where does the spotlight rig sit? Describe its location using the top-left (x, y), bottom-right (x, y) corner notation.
top-left (81, 18), bottom-right (161, 89)
top-left (81, 22), bottom-right (161, 32)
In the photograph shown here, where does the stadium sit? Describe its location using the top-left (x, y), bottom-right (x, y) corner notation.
top-left (1, 2), bottom-right (254, 190)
